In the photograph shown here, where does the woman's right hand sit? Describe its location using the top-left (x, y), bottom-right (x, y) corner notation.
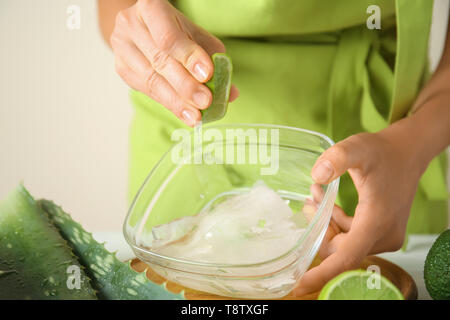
top-left (110, 0), bottom-right (238, 126)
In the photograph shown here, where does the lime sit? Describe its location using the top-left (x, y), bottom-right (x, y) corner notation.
top-left (201, 53), bottom-right (233, 123)
top-left (318, 269), bottom-right (404, 300)
top-left (424, 229), bottom-right (450, 300)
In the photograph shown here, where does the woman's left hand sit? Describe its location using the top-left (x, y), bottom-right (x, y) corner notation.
top-left (293, 124), bottom-right (428, 296)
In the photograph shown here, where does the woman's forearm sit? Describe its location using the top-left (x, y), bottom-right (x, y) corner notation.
top-left (387, 19), bottom-right (450, 167)
top-left (409, 20), bottom-right (450, 163)
top-left (409, 91), bottom-right (450, 163)
top-left (377, 105), bottom-right (448, 179)
top-left (379, 24), bottom-right (450, 174)
top-left (97, 0), bottom-right (136, 46)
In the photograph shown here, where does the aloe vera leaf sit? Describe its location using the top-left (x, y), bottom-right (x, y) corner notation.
top-left (38, 200), bottom-right (185, 300)
top-left (0, 185), bottom-right (97, 300)
top-left (201, 53), bottom-right (233, 123)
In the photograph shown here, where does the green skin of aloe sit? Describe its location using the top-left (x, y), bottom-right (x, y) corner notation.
top-left (201, 53), bottom-right (233, 123)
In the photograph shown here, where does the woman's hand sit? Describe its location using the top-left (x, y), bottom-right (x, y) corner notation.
top-left (293, 121), bottom-right (430, 296)
top-left (294, 18), bottom-right (450, 296)
top-left (110, 0), bottom-right (238, 126)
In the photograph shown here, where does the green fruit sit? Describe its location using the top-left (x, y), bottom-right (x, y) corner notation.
top-left (0, 185), bottom-right (97, 300)
top-left (318, 269), bottom-right (404, 300)
top-left (424, 229), bottom-right (450, 300)
top-left (201, 53), bottom-right (233, 123)
top-left (39, 200), bottom-right (185, 300)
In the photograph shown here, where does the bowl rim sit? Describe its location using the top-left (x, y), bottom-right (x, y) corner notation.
top-left (123, 123), bottom-right (339, 269)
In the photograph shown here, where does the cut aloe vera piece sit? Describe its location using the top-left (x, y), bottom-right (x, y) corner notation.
top-left (0, 185), bottom-right (97, 300)
top-left (39, 200), bottom-right (185, 300)
top-left (202, 53), bottom-right (233, 123)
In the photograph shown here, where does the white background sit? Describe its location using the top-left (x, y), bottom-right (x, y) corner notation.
top-left (0, 0), bottom-right (131, 231)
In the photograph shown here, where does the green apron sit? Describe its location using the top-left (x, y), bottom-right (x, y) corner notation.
top-left (129, 0), bottom-right (448, 234)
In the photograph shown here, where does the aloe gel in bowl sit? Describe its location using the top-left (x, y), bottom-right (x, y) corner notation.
top-left (124, 124), bottom-right (339, 299)
top-left (150, 181), bottom-right (305, 265)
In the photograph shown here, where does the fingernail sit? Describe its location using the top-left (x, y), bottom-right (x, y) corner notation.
top-left (181, 109), bottom-right (196, 126)
top-left (229, 85), bottom-right (239, 102)
top-left (194, 63), bottom-right (208, 82)
top-left (193, 91), bottom-right (210, 109)
top-left (312, 160), bottom-right (334, 183)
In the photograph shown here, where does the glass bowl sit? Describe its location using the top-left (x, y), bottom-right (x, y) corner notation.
top-left (123, 124), bottom-right (339, 299)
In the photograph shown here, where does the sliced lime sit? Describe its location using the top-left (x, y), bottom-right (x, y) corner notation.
top-left (201, 53), bottom-right (233, 123)
top-left (318, 269), bottom-right (404, 300)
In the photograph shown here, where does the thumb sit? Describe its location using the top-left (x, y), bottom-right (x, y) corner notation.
top-left (311, 135), bottom-right (368, 184)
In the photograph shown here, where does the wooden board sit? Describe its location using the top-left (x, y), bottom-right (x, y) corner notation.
top-left (130, 255), bottom-right (417, 300)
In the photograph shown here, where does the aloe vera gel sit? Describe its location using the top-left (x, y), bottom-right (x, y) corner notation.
top-left (146, 181), bottom-right (307, 265)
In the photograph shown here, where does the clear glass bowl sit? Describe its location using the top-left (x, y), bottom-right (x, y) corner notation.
top-left (123, 124), bottom-right (339, 299)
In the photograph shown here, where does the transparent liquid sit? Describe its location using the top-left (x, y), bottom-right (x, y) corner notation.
top-left (149, 182), bottom-right (310, 265)
top-left (147, 182), bottom-right (313, 298)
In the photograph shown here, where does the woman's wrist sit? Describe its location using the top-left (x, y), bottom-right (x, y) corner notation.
top-left (409, 93), bottom-right (450, 160)
top-left (378, 104), bottom-right (447, 177)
